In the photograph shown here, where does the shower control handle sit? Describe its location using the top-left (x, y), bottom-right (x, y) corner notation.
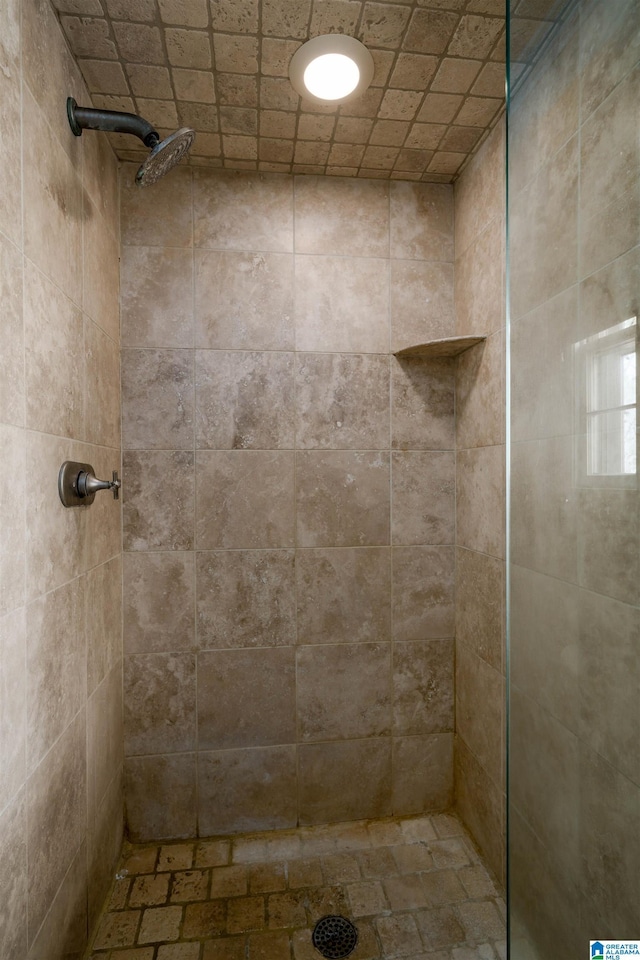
top-left (58, 461), bottom-right (121, 507)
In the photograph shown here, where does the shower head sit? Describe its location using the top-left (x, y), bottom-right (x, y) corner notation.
top-left (66, 98), bottom-right (196, 185)
top-left (135, 127), bottom-right (196, 186)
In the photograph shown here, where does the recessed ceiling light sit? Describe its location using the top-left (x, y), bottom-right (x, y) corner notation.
top-left (289, 34), bottom-right (375, 105)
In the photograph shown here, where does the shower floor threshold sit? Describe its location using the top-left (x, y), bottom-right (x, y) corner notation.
top-left (86, 813), bottom-right (506, 960)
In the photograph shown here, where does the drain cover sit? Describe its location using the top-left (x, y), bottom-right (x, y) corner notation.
top-left (312, 915), bottom-right (359, 959)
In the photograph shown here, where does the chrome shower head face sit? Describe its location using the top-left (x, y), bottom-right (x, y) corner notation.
top-left (135, 127), bottom-right (196, 186)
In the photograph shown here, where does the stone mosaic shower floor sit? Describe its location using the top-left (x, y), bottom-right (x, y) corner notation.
top-left (87, 814), bottom-right (506, 960)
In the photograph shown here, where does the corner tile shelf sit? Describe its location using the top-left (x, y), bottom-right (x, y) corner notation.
top-left (393, 336), bottom-right (486, 358)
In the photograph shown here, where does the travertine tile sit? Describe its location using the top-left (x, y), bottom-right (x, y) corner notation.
top-left (124, 754), bottom-right (197, 841)
top-left (296, 547), bottom-right (391, 645)
top-left (393, 734), bottom-right (454, 814)
top-left (391, 357), bottom-right (455, 451)
top-left (122, 349), bottom-right (194, 450)
top-left (393, 640), bottom-right (454, 736)
top-left (456, 548), bottom-right (503, 673)
top-left (194, 170), bottom-right (293, 251)
top-left (129, 874), bottom-right (170, 908)
top-left (296, 450), bottom-right (390, 548)
top-left (121, 246), bottom-right (194, 349)
top-left (456, 446), bottom-right (505, 560)
top-left (0, 234), bottom-right (23, 427)
top-left (0, 790), bottom-right (27, 960)
top-left (297, 643), bottom-right (392, 741)
top-left (456, 646), bottom-right (503, 785)
top-left (294, 176), bottom-right (389, 257)
top-left (195, 350), bottom-right (294, 449)
top-left (390, 181), bottom-right (454, 261)
top-left (85, 317), bottom-right (121, 448)
top-left (391, 258), bottom-right (455, 348)
top-left (392, 545), bottom-right (455, 641)
top-left (295, 353), bottom-right (390, 450)
top-left (123, 451), bottom-right (195, 552)
top-left (195, 250), bottom-right (294, 350)
top-left (196, 450), bottom-right (294, 549)
top-left (197, 550), bottom-right (295, 649)
top-left (123, 552), bottom-right (195, 654)
top-left (198, 648), bottom-right (296, 749)
top-left (124, 652), bottom-right (196, 756)
top-left (138, 905), bottom-right (183, 943)
top-left (299, 739), bottom-right (392, 824)
top-left (392, 451), bottom-right (455, 545)
top-left (120, 164), bottom-right (193, 247)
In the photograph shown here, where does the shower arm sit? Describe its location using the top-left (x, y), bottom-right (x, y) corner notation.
top-left (66, 97), bottom-right (160, 148)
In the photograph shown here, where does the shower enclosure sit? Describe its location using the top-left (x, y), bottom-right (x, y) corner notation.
top-left (507, 0), bottom-right (639, 955)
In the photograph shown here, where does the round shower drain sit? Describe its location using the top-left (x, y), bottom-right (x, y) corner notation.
top-left (312, 915), bottom-right (359, 959)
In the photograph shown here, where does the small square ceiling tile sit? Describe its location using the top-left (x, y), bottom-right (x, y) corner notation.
top-left (427, 150), bottom-right (465, 174)
top-left (513, 0), bottom-right (557, 18)
top-left (191, 133), bottom-right (221, 157)
top-left (430, 57), bottom-right (482, 93)
top-left (438, 124), bottom-right (483, 151)
top-left (112, 22), bottom-right (164, 63)
top-left (177, 100), bottom-right (219, 131)
top-left (260, 77), bottom-right (299, 111)
top-left (454, 95), bottom-right (501, 126)
top-left (158, 0), bottom-right (208, 27)
top-left (359, 3), bottom-right (412, 49)
top-left (489, 27), bottom-right (506, 61)
top-left (52, 0), bottom-right (104, 14)
top-left (259, 137), bottom-right (295, 162)
top-left (127, 63), bottom-right (173, 99)
top-left (104, 0), bottom-right (155, 20)
top-left (339, 87), bottom-right (384, 118)
top-left (210, 0), bottom-right (259, 34)
top-left (79, 58), bottom-right (129, 94)
top-left (223, 159), bottom-right (257, 169)
top-left (299, 97), bottom-right (338, 115)
top-left (405, 121), bottom-right (446, 149)
top-left (466, 0), bottom-right (505, 14)
top-left (172, 67), bottom-right (216, 103)
top-left (334, 117), bottom-right (374, 143)
top-left (416, 0), bottom-right (466, 9)
top-left (370, 49), bottom-right (396, 86)
top-left (165, 28), bottom-right (212, 68)
top-left (417, 92), bottom-right (463, 123)
top-left (293, 163), bottom-right (327, 174)
top-left (297, 114), bottom-right (336, 142)
top-left (394, 147), bottom-right (432, 172)
top-left (328, 142), bottom-right (366, 165)
top-left (261, 161), bottom-right (292, 172)
top-left (294, 141), bottom-right (331, 165)
top-left (446, 14), bottom-right (503, 58)
top-left (220, 105), bottom-right (258, 135)
top-left (403, 9), bottom-right (459, 55)
top-left (261, 0), bottom-right (312, 39)
top-left (261, 37), bottom-right (301, 77)
top-left (222, 134), bottom-right (258, 159)
top-left (92, 94), bottom-right (136, 112)
top-left (310, 0), bottom-right (361, 37)
top-left (61, 17), bottom-right (117, 58)
top-left (213, 34), bottom-right (258, 73)
top-left (217, 73), bottom-right (258, 106)
top-left (326, 166), bottom-right (360, 176)
top-left (362, 144), bottom-right (400, 168)
top-left (389, 52), bottom-right (438, 90)
top-left (135, 97), bottom-right (179, 128)
top-left (471, 61), bottom-right (505, 98)
top-left (378, 88), bottom-right (423, 120)
top-left (370, 119), bottom-right (410, 146)
top-left (260, 110), bottom-right (297, 139)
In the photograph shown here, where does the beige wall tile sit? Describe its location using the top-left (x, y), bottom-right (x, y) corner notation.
top-left (454, 217), bottom-right (502, 337)
top-left (196, 351), bottom-right (294, 449)
top-left (0, 609), bottom-right (26, 814)
top-left (295, 353), bottom-right (390, 450)
top-left (195, 250), bottom-right (294, 350)
top-left (391, 358), bottom-right (455, 451)
top-left (296, 547), bottom-right (391, 645)
top-left (124, 653), bottom-right (196, 755)
top-left (0, 41), bottom-right (22, 247)
top-left (0, 424), bottom-right (26, 614)
top-left (86, 318), bottom-right (121, 448)
top-left (296, 450), bottom-right (390, 548)
top-left (88, 662), bottom-right (124, 825)
top-left (123, 450), bottom-right (195, 551)
top-left (197, 549), bottom-right (295, 649)
top-left (455, 330), bottom-right (503, 449)
top-left (456, 548), bottom-right (503, 673)
top-left (454, 120), bottom-right (503, 260)
top-left (580, 0), bottom-right (640, 120)
top-left (392, 546), bottom-right (455, 641)
top-left (299, 739), bottom-right (392, 824)
top-left (84, 443), bottom-right (122, 570)
top-left (84, 200), bottom-right (120, 341)
top-left (456, 445), bottom-right (505, 559)
top-left (391, 260), bottom-right (455, 348)
top-left (26, 711), bottom-right (87, 941)
top-left (294, 176), bottom-right (390, 258)
top-left (393, 640), bottom-right (454, 736)
top-left (455, 646), bottom-right (502, 786)
top-left (125, 754), bottom-right (197, 841)
top-left (294, 255), bottom-right (389, 354)
top-left (577, 487), bottom-right (639, 607)
top-left (392, 734), bottom-right (454, 815)
top-left (198, 648), bottom-right (296, 749)
top-left (196, 450), bottom-right (294, 549)
top-left (0, 235), bottom-right (24, 427)
top-left (122, 349), bottom-right (194, 450)
top-left (198, 746), bottom-right (297, 836)
top-left (390, 181), bottom-right (454, 261)
top-left (392, 451), bottom-right (455, 545)
top-left (193, 170), bottom-right (293, 252)
top-left (0, 792), bottom-right (27, 960)
top-left (123, 552), bottom-right (195, 655)
top-left (120, 164), bottom-right (193, 247)
top-left (121, 246), bottom-right (194, 348)
top-left (26, 578), bottom-right (85, 773)
top-left (297, 643), bottom-right (392, 741)
top-left (454, 738), bottom-right (503, 883)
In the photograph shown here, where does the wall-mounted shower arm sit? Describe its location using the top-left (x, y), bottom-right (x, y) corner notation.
top-left (67, 97), bottom-right (159, 148)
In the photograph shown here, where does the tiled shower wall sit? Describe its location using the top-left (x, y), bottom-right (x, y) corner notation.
top-left (452, 122), bottom-right (506, 884)
top-left (120, 170), bottom-right (459, 840)
top-left (0, 1), bottom-right (122, 958)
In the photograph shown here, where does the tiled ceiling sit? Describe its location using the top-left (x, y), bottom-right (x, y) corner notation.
top-left (50, 0), bottom-right (556, 182)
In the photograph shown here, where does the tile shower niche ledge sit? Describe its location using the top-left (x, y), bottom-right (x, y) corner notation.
top-left (394, 336), bottom-right (486, 358)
